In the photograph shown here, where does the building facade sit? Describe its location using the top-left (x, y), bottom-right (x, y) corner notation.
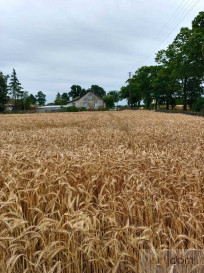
top-left (67, 91), bottom-right (106, 110)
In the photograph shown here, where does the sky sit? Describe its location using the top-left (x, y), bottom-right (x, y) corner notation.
top-left (0, 0), bottom-right (203, 104)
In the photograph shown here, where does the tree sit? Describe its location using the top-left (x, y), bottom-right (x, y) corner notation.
top-left (87, 85), bottom-right (106, 98)
top-left (108, 91), bottom-right (120, 104)
top-left (54, 92), bottom-right (61, 105)
top-left (21, 91), bottom-right (30, 110)
top-left (119, 85), bottom-right (129, 103)
top-left (61, 92), bottom-right (69, 102)
top-left (155, 12), bottom-right (204, 110)
top-left (0, 72), bottom-right (9, 111)
top-left (54, 98), bottom-right (62, 105)
top-left (119, 82), bottom-right (142, 107)
top-left (186, 78), bottom-right (203, 109)
top-left (129, 82), bottom-right (142, 107)
top-left (54, 92), bottom-right (68, 105)
top-left (132, 66), bottom-right (161, 109)
top-left (9, 68), bottom-right (23, 109)
top-left (192, 97), bottom-right (204, 112)
top-left (36, 91), bottom-right (46, 106)
top-left (29, 94), bottom-right (37, 105)
top-left (103, 94), bottom-right (114, 109)
top-left (69, 85), bottom-right (83, 99)
top-left (56, 92), bottom-right (61, 99)
top-left (153, 66), bottom-right (180, 109)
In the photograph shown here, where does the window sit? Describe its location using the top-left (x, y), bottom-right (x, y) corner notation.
top-left (72, 102), bottom-right (75, 106)
top-left (83, 102), bottom-right (88, 107)
top-left (88, 94), bottom-right (92, 100)
top-left (94, 102), bottom-right (98, 107)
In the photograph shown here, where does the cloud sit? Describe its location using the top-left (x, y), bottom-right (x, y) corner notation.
top-left (0, 0), bottom-right (203, 103)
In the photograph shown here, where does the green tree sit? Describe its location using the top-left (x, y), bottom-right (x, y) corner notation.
top-left (56, 92), bottom-right (61, 99)
top-left (54, 92), bottom-right (61, 105)
top-left (132, 66), bottom-right (161, 109)
top-left (36, 91), bottom-right (46, 106)
top-left (61, 92), bottom-right (69, 102)
top-left (155, 12), bottom-right (204, 110)
top-left (186, 78), bottom-right (203, 109)
top-left (9, 68), bottom-right (23, 109)
top-left (21, 91), bottom-right (30, 110)
top-left (130, 82), bottom-right (142, 107)
top-left (119, 82), bottom-right (142, 107)
top-left (69, 85), bottom-right (83, 99)
top-left (29, 94), bottom-right (37, 105)
top-left (119, 85), bottom-right (129, 103)
top-left (153, 66), bottom-right (180, 109)
top-left (103, 94), bottom-right (114, 109)
top-left (87, 85), bottom-right (106, 98)
top-left (0, 72), bottom-right (9, 111)
top-left (54, 98), bottom-right (62, 105)
top-left (192, 96), bottom-right (204, 112)
top-left (108, 91), bottom-right (119, 104)
top-left (81, 88), bottom-right (87, 96)
top-left (54, 92), bottom-right (68, 105)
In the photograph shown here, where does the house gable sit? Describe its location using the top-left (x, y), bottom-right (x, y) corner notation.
top-left (68, 91), bottom-right (106, 109)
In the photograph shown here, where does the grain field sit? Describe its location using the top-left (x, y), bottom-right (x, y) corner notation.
top-left (0, 111), bottom-right (203, 272)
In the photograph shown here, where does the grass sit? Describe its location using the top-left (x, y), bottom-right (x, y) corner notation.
top-left (0, 111), bottom-right (203, 272)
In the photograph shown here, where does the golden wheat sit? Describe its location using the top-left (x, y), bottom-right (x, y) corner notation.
top-left (0, 111), bottom-right (203, 272)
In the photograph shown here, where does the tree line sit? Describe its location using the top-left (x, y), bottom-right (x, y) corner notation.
top-left (0, 69), bottom-right (119, 111)
top-left (120, 12), bottom-right (204, 112)
top-left (0, 68), bottom-right (46, 111)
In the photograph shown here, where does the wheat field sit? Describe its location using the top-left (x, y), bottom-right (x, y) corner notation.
top-left (0, 110), bottom-right (203, 272)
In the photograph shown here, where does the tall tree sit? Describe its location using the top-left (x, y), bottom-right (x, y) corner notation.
top-left (54, 92), bottom-right (62, 105)
top-left (36, 91), bottom-right (46, 106)
top-left (132, 66), bottom-right (161, 109)
top-left (9, 69), bottom-right (23, 109)
top-left (0, 72), bottom-right (9, 111)
top-left (155, 12), bottom-right (204, 110)
top-left (119, 85), bottom-right (129, 104)
top-left (61, 92), bottom-right (69, 102)
top-left (153, 66), bottom-right (180, 109)
top-left (119, 82), bottom-right (142, 107)
top-left (186, 78), bottom-right (203, 109)
top-left (56, 92), bottom-right (61, 99)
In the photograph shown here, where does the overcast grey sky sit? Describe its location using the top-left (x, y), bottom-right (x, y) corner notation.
top-left (0, 0), bottom-right (203, 103)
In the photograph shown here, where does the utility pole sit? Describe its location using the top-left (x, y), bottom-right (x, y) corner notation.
top-left (128, 72), bottom-right (131, 107)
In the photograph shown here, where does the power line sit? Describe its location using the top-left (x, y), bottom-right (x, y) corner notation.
top-left (158, 0), bottom-right (200, 46)
top-left (131, 0), bottom-right (200, 72)
top-left (158, 0), bottom-right (195, 38)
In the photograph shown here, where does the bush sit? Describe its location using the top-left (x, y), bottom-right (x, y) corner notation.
top-left (66, 106), bottom-right (79, 112)
top-left (192, 97), bottom-right (204, 112)
top-left (78, 107), bottom-right (86, 111)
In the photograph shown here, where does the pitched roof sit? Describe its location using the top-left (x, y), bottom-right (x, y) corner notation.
top-left (70, 91), bottom-right (105, 103)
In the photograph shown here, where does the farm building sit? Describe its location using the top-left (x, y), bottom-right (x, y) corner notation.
top-left (36, 91), bottom-right (106, 112)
